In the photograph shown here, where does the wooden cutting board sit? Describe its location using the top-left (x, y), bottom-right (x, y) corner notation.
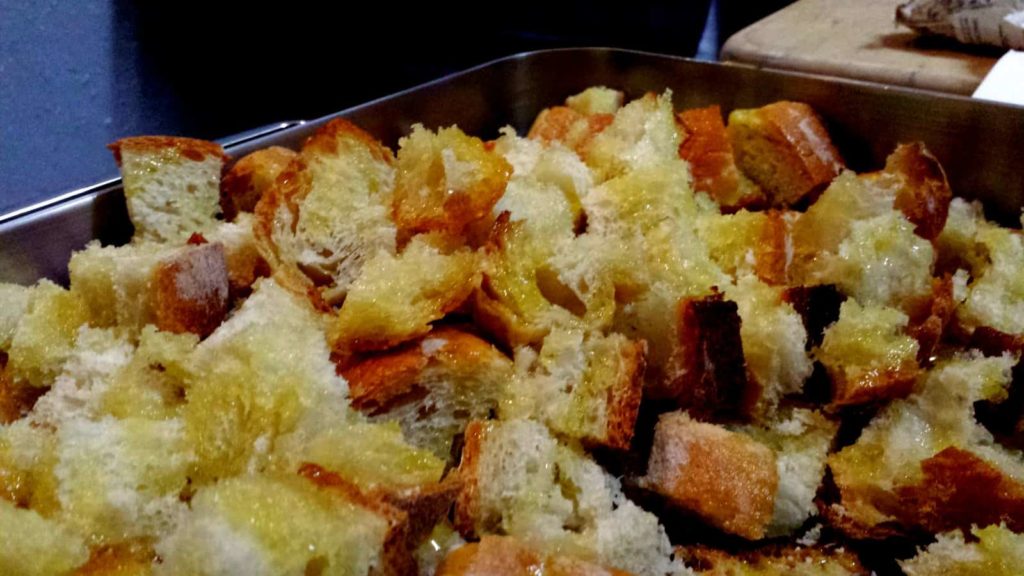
top-left (721, 0), bottom-right (1001, 95)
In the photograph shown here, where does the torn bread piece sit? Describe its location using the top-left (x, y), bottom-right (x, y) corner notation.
top-left (455, 419), bottom-right (687, 576)
top-left (881, 142), bottom-right (952, 241)
top-left (504, 326), bottom-right (644, 451)
top-left (182, 278), bottom-right (349, 484)
top-left (203, 213), bottom-right (269, 297)
top-left (109, 136), bottom-right (226, 243)
top-left (437, 535), bottom-right (633, 576)
top-left (527, 86), bottom-right (623, 157)
top-left (900, 524), bottom-right (1024, 576)
top-left (344, 327), bottom-right (513, 458)
top-left (70, 240), bottom-right (229, 338)
top-left (255, 118), bottom-right (396, 306)
top-left (828, 353), bottom-right (1024, 536)
top-left (734, 408), bottom-right (839, 537)
top-left (585, 91), bottom-right (684, 182)
top-left (726, 275), bottom-right (813, 417)
top-left (696, 208), bottom-right (793, 286)
top-left (0, 498), bottom-right (89, 576)
top-left (641, 411), bottom-right (778, 540)
top-left (816, 300), bottom-right (921, 408)
top-left (677, 105), bottom-right (764, 210)
top-left (393, 125), bottom-right (510, 240)
top-left (155, 472), bottom-right (411, 576)
top-left (566, 86), bottom-right (625, 116)
top-left (6, 280), bottom-right (90, 388)
top-left (331, 234), bottom-right (480, 353)
top-left (681, 544), bottom-right (866, 576)
top-left (220, 146), bottom-right (297, 221)
top-left (727, 101), bottom-right (843, 207)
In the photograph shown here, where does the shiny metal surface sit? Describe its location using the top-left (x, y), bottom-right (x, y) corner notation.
top-left (2, 48), bottom-right (1022, 285)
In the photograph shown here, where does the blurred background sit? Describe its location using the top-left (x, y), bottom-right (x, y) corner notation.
top-left (0, 1), bottom-right (792, 212)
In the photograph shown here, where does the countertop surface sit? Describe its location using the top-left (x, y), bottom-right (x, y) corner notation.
top-left (722, 0), bottom-right (1002, 95)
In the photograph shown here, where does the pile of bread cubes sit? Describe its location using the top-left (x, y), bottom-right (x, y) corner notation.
top-left (1, 86), bottom-right (1023, 575)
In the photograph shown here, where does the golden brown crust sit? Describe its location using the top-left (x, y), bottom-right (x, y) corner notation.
top-left (0, 362), bottom-right (43, 424)
top-left (907, 275), bottom-right (956, 363)
top-left (728, 101), bottom-right (843, 206)
top-left (602, 339), bottom-right (646, 452)
top-left (891, 446), bottom-right (1024, 533)
top-left (754, 209), bottom-right (792, 285)
top-left (644, 413), bottom-right (778, 540)
top-left (886, 142), bottom-right (952, 241)
top-left (453, 420), bottom-right (487, 538)
top-left (681, 544), bottom-right (866, 575)
top-left (829, 365), bottom-right (920, 409)
top-left (667, 293), bottom-right (754, 418)
top-left (220, 146), bottom-right (297, 221)
top-left (437, 536), bottom-right (634, 576)
top-left (677, 106), bottom-right (764, 210)
top-left (107, 136), bottom-right (226, 165)
top-left (73, 540), bottom-right (155, 575)
top-left (152, 242), bottom-right (230, 338)
top-left (528, 106), bottom-right (614, 156)
top-left (298, 463), bottom-right (414, 576)
top-left (377, 474), bottom-right (461, 546)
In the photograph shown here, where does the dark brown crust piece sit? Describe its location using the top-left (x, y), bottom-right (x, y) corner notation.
top-left (152, 242), bottom-right (230, 338)
top-left (783, 284), bottom-right (847, 351)
top-left (887, 142), bottom-right (952, 241)
top-left (220, 146), bottom-right (297, 221)
top-left (668, 293), bottom-right (754, 419)
top-left (601, 339), bottom-right (647, 451)
top-left (108, 136), bottom-right (226, 165)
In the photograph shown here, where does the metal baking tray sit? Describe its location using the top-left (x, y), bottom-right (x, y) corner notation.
top-left (2, 48), bottom-right (1022, 286)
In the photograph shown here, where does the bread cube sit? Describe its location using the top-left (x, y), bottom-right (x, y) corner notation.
top-left (108, 136), bottom-right (226, 243)
top-left (727, 101), bottom-right (843, 206)
top-left (0, 498), bottom-right (88, 576)
top-left (7, 280), bottom-right (91, 388)
top-left (678, 105), bottom-right (764, 210)
top-left (220, 146), bottom-right (296, 220)
top-left (641, 412), bottom-right (778, 540)
top-left (585, 91), bottom-right (683, 181)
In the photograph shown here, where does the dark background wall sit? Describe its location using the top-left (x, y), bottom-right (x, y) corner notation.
top-left (0, 1), bottom-right (790, 214)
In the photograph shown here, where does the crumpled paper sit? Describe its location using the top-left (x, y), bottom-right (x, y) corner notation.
top-left (897, 0), bottom-right (1024, 49)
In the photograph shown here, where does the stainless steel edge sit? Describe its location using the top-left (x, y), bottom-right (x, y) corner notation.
top-left (2, 48), bottom-right (1023, 286)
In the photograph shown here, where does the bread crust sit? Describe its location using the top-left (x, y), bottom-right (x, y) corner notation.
top-left (152, 242), bottom-right (230, 337)
top-left (107, 136), bottom-right (226, 165)
top-left (886, 142), bottom-right (952, 241)
top-left (453, 420), bottom-right (487, 538)
top-left (643, 412), bottom-right (778, 540)
top-left (677, 105), bottom-right (764, 210)
top-left (220, 146), bottom-right (297, 221)
top-left (602, 338), bottom-right (646, 451)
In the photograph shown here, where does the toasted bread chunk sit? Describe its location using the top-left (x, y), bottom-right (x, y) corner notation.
top-left (678, 105), bottom-right (764, 210)
top-left (528, 107), bottom-right (615, 158)
top-left (204, 213), bottom-right (269, 296)
top-left (344, 327), bottom-right (513, 457)
top-left (331, 235), bottom-right (479, 352)
top-left (642, 412), bottom-right (778, 540)
top-left (900, 524), bottom-right (1024, 576)
top-left (70, 241), bottom-right (229, 338)
top-left (455, 419), bottom-right (686, 576)
top-left (151, 242), bottom-right (229, 336)
top-left (437, 535), bottom-right (633, 576)
top-left (53, 416), bottom-right (192, 543)
top-left (817, 300), bottom-right (920, 407)
top-left (829, 353), bottom-right (1024, 535)
top-left (697, 209), bottom-right (793, 285)
top-left (183, 279), bottom-right (349, 483)
top-left (220, 146), bottom-right (297, 221)
top-left (727, 275), bottom-right (813, 416)
top-left (727, 101), bottom-right (843, 206)
top-left (565, 86), bottom-right (625, 116)
top-left (735, 408), bottom-right (839, 536)
top-left (883, 142), bottom-right (952, 241)
top-left (109, 136), bottom-right (226, 243)
top-left (74, 540), bottom-right (155, 576)
top-left (782, 284), bottom-right (846, 350)
top-left (504, 326), bottom-right (644, 450)
top-left (957, 225), bottom-right (1024, 339)
top-left (6, 281), bottom-right (90, 388)
top-left (668, 293), bottom-right (753, 417)
top-left (585, 91), bottom-right (683, 181)
top-left (255, 118), bottom-right (396, 305)
top-left (156, 473), bottom-right (408, 576)
top-left (393, 125), bottom-right (511, 239)
top-left (0, 283), bottom-right (31, 352)
top-left (682, 544), bottom-right (865, 575)
top-left (0, 498), bottom-right (88, 576)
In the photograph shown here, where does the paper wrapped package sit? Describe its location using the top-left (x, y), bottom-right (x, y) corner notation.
top-left (897, 0), bottom-right (1024, 50)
